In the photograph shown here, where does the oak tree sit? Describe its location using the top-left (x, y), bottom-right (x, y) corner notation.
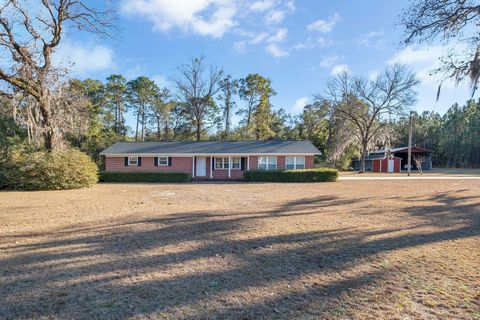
top-left (0, 0), bottom-right (114, 150)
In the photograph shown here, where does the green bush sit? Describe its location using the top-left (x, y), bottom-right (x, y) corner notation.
top-left (0, 148), bottom-right (98, 190)
top-left (243, 168), bottom-right (338, 182)
top-left (99, 171), bottom-right (191, 183)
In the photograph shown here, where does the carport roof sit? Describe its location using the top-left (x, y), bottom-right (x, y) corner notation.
top-left (100, 140), bottom-right (321, 155)
top-left (370, 147), bottom-right (433, 154)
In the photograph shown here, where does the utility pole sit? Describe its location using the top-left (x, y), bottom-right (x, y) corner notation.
top-left (407, 110), bottom-right (414, 176)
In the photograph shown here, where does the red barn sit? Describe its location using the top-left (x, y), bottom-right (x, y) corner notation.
top-left (371, 157), bottom-right (402, 173)
top-left (353, 147), bottom-right (433, 172)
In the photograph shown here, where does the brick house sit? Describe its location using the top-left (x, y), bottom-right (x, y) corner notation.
top-left (100, 140), bottom-right (320, 180)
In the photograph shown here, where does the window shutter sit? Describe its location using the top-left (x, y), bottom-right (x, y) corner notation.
top-left (212, 157), bottom-right (215, 171)
top-left (154, 157), bottom-right (158, 166)
top-left (124, 157), bottom-right (128, 166)
top-left (168, 157), bottom-right (172, 166)
top-left (138, 157), bottom-right (142, 166)
top-left (241, 157), bottom-right (246, 170)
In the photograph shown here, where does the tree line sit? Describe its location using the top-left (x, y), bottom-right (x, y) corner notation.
top-left (393, 101), bottom-right (480, 168)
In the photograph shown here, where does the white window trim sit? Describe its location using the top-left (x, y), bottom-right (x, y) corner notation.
top-left (258, 156), bottom-right (277, 170)
top-left (214, 157), bottom-right (226, 170)
top-left (157, 156), bottom-right (169, 166)
top-left (285, 156), bottom-right (305, 170)
top-left (231, 157), bottom-right (241, 170)
top-left (128, 156), bottom-right (138, 166)
top-left (215, 157), bottom-right (241, 170)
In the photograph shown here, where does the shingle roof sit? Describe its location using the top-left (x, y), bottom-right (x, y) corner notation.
top-left (353, 156), bottom-right (402, 161)
top-left (100, 140), bottom-right (320, 155)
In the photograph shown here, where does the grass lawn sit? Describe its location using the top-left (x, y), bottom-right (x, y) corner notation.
top-left (1, 180), bottom-right (479, 319)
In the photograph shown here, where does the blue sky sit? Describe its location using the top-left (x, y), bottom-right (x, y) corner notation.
top-left (55, 0), bottom-right (476, 128)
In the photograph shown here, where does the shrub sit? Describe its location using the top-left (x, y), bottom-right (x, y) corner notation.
top-left (99, 171), bottom-right (191, 183)
top-left (243, 168), bottom-right (338, 182)
top-left (0, 148), bottom-right (98, 190)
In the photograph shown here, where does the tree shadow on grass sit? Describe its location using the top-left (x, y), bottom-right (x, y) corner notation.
top-left (0, 195), bottom-right (363, 243)
top-left (1, 193), bottom-right (479, 319)
top-left (399, 191), bottom-right (480, 228)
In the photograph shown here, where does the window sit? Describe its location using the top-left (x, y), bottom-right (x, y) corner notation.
top-left (296, 157), bottom-right (305, 169)
top-left (215, 157), bottom-right (241, 169)
top-left (286, 156), bottom-right (305, 170)
top-left (232, 157), bottom-right (241, 169)
top-left (215, 157), bottom-right (228, 169)
top-left (158, 156), bottom-right (168, 166)
top-left (286, 156), bottom-right (294, 170)
top-left (215, 157), bottom-right (224, 169)
top-left (128, 156), bottom-right (138, 166)
top-left (258, 157), bottom-right (277, 170)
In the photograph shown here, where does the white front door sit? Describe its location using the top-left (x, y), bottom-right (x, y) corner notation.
top-left (196, 157), bottom-right (206, 176)
top-left (387, 159), bottom-right (394, 173)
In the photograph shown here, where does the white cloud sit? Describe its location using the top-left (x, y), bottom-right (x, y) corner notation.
top-left (273, 29), bottom-right (333, 55)
top-left (268, 28), bottom-right (288, 43)
top-left (233, 40), bottom-right (247, 53)
top-left (292, 39), bottom-right (315, 50)
top-left (356, 30), bottom-right (385, 49)
top-left (331, 64), bottom-right (350, 75)
top-left (152, 74), bottom-right (171, 88)
top-left (234, 29), bottom-right (269, 44)
top-left (292, 36), bottom-right (333, 51)
top-left (386, 45), bottom-right (475, 114)
top-left (264, 28), bottom-right (289, 57)
top-left (286, 0), bottom-right (295, 12)
top-left (53, 41), bottom-right (115, 76)
top-left (124, 64), bottom-right (145, 80)
top-left (251, 32), bottom-right (269, 44)
top-left (307, 13), bottom-right (340, 33)
top-left (292, 39), bottom-right (313, 51)
top-left (320, 54), bottom-right (342, 68)
top-left (265, 9), bottom-right (285, 24)
top-left (233, 29), bottom-right (287, 56)
top-left (388, 46), bottom-right (443, 66)
top-left (122, 0), bottom-right (298, 59)
top-left (228, 1), bottom-right (297, 57)
top-left (266, 43), bottom-right (289, 57)
top-left (121, 0), bottom-right (237, 38)
top-left (388, 46), bottom-right (451, 89)
top-left (292, 96), bottom-right (309, 113)
top-left (368, 70), bottom-right (380, 81)
top-left (249, 0), bottom-right (276, 12)
top-left (317, 37), bottom-right (334, 47)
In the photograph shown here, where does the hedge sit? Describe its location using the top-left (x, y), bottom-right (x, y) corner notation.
top-left (99, 171), bottom-right (191, 183)
top-left (243, 168), bottom-right (338, 182)
top-left (0, 148), bottom-right (98, 190)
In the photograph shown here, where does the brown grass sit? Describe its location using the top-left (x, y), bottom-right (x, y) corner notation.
top-left (340, 168), bottom-right (480, 177)
top-left (1, 180), bottom-right (479, 319)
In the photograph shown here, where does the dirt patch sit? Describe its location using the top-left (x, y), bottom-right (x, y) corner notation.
top-left (1, 181), bottom-right (479, 319)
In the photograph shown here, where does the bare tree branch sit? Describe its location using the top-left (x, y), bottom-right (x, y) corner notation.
top-left (174, 56), bottom-right (224, 141)
top-left (323, 65), bottom-right (419, 172)
top-left (0, 0), bottom-right (116, 150)
top-left (400, 0), bottom-right (480, 95)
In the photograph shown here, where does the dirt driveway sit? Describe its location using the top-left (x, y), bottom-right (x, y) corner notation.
top-left (1, 180), bottom-right (479, 319)
top-left (340, 168), bottom-right (480, 178)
